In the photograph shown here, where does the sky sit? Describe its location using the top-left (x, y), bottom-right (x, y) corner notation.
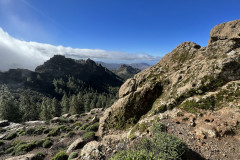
top-left (0, 0), bottom-right (240, 71)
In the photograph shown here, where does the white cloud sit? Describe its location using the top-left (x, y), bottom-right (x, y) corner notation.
top-left (0, 28), bottom-right (160, 71)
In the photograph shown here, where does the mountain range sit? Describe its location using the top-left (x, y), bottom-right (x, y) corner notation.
top-left (96, 61), bottom-right (151, 71)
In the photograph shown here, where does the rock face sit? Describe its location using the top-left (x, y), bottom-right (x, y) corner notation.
top-left (209, 19), bottom-right (240, 44)
top-left (99, 19), bottom-right (240, 137)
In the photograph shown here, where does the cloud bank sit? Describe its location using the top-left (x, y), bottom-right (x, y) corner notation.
top-left (0, 28), bottom-right (160, 71)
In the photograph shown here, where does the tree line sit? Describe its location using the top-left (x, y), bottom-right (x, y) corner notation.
top-left (0, 77), bottom-right (119, 122)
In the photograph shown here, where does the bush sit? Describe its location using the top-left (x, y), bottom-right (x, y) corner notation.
top-left (82, 132), bottom-right (95, 141)
top-left (150, 122), bottom-right (166, 133)
top-left (79, 124), bottom-right (88, 130)
top-left (68, 152), bottom-right (78, 160)
top-left (17, 129), bottom-right (25, 136)
top-left (34, 139), bottom-right (45, 147)
top-left (51, 151), bottom-right (68, 160)
top-left (14, 142), bottom-right (36, 155)
top-left (111, 132), bottom-right (188, 160)
top-left (42, 140), bottom-right (53, 148)
top-left (48, 125), bottom-right (70, 137)
top-left (3, 132), bottom-right (17, 140)
top-left (71, 122), bottom-right (82, 128)
top-left (85, 122), bottom-right (99, 132)
top-left (34, 126), bottom-right (48, 135)
top-left (64, 131), bottom-right (75, 138)
top-left (26, 128), bottom-right (35, 135)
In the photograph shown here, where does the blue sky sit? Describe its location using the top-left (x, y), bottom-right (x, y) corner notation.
top-left (0, 0), bottom-right (240, 70)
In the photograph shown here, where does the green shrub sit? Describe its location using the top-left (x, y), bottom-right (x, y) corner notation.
top-left (47, 125), bottom-right (70, 137)
top-left (3, 131), bottom-right (17, 140)
top-left (85, 122), bottom-right (99, 132)
top-left (111, 132), bottom-right (188, 160)
top-left (82, 132), bottom-right (95, 141)
top-left (153, 104), bottom-right (167, 114)
top-left (5, 146), bottom-right (15, 154)
top-left (51, 151), bottom-right (68, 160)
top-left (150, 122), bottom-right (166, 133)
top-left (64, 131), bottom-right (75, 138)
top-left (14, 142), bottom-right (36, 155)
top-left (17, 129), bottom-right (25, 136)
top-left (26, 128), bottom-right (35, 135)
top-left (68, 152), bottom-right (78, 160)
top-left (42, 140), bottom-right (53, 148)
top-left (79, 124), bottom-right (88, 130)
top-left (71, 122), bottom-right (82, 128)
top-left (34, 126), bottom-right (48, 135)
top-left (32, 140), bottom-right (43, 147)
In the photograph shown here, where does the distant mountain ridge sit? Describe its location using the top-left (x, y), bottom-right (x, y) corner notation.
top-left (0, 55), bottom-right (123, 96)
top-left (113, 64), bottom-right (141, 80)
top-left (96, 61), bottom-right (151, 71)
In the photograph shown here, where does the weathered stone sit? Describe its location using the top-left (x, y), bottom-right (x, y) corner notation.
top-left (102, 134), bottom-right (123, 146)
top-left (80, 141), bottom-right (102, 160)
top-left (25, 121), bottom-right (45, 126)
top-left (66, 138), bottom-right (85, 154)
top-left (62, 113), bottom-right (70, 118)
top-left (119, 78), bottom-right (136, 98)
top-left (209, 19), bottom-right (240, 44)
top-left (50, 117), bottom-right (61, 123)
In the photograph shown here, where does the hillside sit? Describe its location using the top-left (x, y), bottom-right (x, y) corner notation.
top-left (112, 64), bottom-right (141, 80)
top-left (0, 55), bottom-right (123, 122)
top-left (1, 20), bottom-right (240, 160)
top-left (99, 19), bottom-right (240, 159)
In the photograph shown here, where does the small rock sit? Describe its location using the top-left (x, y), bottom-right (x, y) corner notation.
top-left (25, 121), bottom-right (45, 126)
top-left (62, 113), bottom-right (70, 118)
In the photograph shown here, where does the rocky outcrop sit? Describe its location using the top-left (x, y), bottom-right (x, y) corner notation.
top-left (66, 138), bottom-right (85, 154)
top-left (80, 141), bottom-right (102, 160)
top-left (208, 19), bottom-right (240, 44)
top-left (99, 19), bottom-right (240, 137)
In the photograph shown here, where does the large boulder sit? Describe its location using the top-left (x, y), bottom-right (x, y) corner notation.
top-left (99, 19), bottom-right (240, 137)
top-left (66, 138), bottom-right (85, 154)
top-left (80, 141), bottom-right (102, 160)
top-left (209, 19), bottom-right (240, 43)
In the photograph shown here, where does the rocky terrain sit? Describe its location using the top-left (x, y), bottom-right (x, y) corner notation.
top-left (0, 108), bottom-right (104, 160)
top-left (1, 19), bottom-right (240, 160)
top-left (98, 19), bottom-right (240, 159)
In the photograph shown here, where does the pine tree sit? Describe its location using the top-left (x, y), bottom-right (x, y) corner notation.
top-left (69, 95), bottom-right (79, 115)
top-left (0, 86), bottom-right (21, 122)
top-left (40, 98), bottom-right (52, 121)
top-left (61, 94), bottom-right (70, 114)
top-left (51, 98), bottom-right (61, 117)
